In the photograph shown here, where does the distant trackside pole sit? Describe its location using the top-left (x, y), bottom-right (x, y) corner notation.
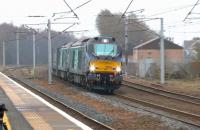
top-left (48, 19), bottom-right (52, 84)
top-left (33, 31), bottom-right (36, 77)
top-left (16, 32), bottom-right (19, 66)
top-left (160, 18), bottom-right (165, 84)
top-left (124, 15), bottom-right (128, 76)
top-left (2, 40), bottom-right (5, 67)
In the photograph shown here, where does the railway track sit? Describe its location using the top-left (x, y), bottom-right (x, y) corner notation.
top-left (5, 67), bottom-right (200, 129)
top-left (115, 93), bottom-right (200, 128)
top-left (11, 76), bottom-right (114, 130)
top-left (114, 79), bottom-right (200, 127)
top-left (122, 80), bottom-right (200, 105)
top-left (2, 65), bottom-right (32, 72)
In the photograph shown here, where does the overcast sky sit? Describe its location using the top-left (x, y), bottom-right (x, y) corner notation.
top-left (0, 0), bottom-right (200, 44)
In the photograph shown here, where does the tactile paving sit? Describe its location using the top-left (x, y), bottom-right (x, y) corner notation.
top-left (0, 73), bottom-right (88, 130)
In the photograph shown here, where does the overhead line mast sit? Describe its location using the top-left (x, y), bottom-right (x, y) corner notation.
top-left (118, 0), bottom-right (134, 76)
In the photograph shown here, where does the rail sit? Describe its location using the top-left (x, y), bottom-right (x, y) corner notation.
top-left (122, 80), bottom-right (200, 105)
top-left (11, 76), bottom-right (114, 130)
top-left (115, 93), bottom-right (200, 128)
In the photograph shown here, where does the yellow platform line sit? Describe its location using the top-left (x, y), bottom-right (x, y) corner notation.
top-left (3, 112), bottom-right (12, 130)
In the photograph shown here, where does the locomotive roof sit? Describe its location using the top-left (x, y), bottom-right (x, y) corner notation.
top-left (60, 36), bottom-right (116, 48)
top-left (71, 38), bottom-right (89, 47)
top-left (61, 41), bottom-right (76, 48)
top-left (88, 36), bottom-right (115, 43)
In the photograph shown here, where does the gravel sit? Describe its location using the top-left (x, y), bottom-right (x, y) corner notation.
top-left (15, 76), bottom-right (200, 130)
top-left (80, 90), bottom-right (200, 130)
top-left (18, 78), bottom-right (114, 125)
top-left (5, 67), bottom-right (200, 130)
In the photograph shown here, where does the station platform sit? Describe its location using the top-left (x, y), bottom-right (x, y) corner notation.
top-left (0, 72), bottom-right (92, 130)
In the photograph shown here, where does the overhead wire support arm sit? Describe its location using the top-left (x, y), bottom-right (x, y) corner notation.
top-left (72, 0), bottom-right (92, 11)
top-left (63, 0), bottom-right (79, 20)
top-left (53, 17), bottom-right (78, 21)
top-left (187, 17), bottom-right (200, 20)
top-left (118, 0), bottom-right (134, 22)
top-left (23, 25), bottom-right (38, 34)
top-left (126, 9), bottom-right (144, 15)
top-left (62, 23), bottom-right (79, 32)
top-left (51, 23), bottom-right (78, 39)
top-left (63, 30), bottom-right (89, 33)
top-left (183, 0), bottom-right (200, 21)
top-left (126, 17), bottom-right (162, 37)
top-left (27, 15), bottom-right (46, 18)
top-left (149, 3), bottom-right (200, 17)
top-left (25, 23), bottom-right (48, 26)
top-left (53, 0), bottom-right (92, 17)
top-left (122, 0), bottom-right (134, 17)
top-left (51, 22), bottom-right (79, 24)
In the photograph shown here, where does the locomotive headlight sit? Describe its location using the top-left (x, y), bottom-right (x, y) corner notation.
top-left (116, 66), bottom-right (121, 72)
top-left (89, 65), bottom-right (95, 72)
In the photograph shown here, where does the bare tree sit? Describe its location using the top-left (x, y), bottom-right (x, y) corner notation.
top-left (96, 9), bottom-right (156, 54)
top-left (194, 43), bottom-right (200, 62)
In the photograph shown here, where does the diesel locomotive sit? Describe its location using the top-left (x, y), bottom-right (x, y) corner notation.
top-left (53, 36), bottom-right (122, 93)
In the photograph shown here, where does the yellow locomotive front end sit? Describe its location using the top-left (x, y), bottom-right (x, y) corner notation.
top-left (88, 60), bottom-right (122, 86)
top-left (87, 60), bottom-right (122, 92)
top-left (89, 60), bottom-right (121, 74)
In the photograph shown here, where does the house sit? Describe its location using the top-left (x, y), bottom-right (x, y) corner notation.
top-left (184, 37), bottom-right (200, 63)
top-left (184, 38), bottom-right (200, 77)
top-left (132, 37), bottom-right (184, 78)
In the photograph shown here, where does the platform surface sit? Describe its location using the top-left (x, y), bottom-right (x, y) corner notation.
top-left (0, 81), bottom-right (33, 130)
top-left (0, 72), bottom-right (92, 130)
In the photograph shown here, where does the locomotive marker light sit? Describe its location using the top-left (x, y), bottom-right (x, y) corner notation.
top-left (102, 39), bottom-right (109, 43)
top-left (116, 66), bottom-right (121, 72)
top-left (89, 65), bottom-right (95, 72)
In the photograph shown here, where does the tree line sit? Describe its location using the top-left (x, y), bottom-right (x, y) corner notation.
top-left (0, 23), bottom-right (76, 65)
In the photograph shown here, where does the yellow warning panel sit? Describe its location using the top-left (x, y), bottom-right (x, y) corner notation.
top-left (22, 112), bottom-right (53, 130)
top-left (3, 112), bottom-right (12, 130)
